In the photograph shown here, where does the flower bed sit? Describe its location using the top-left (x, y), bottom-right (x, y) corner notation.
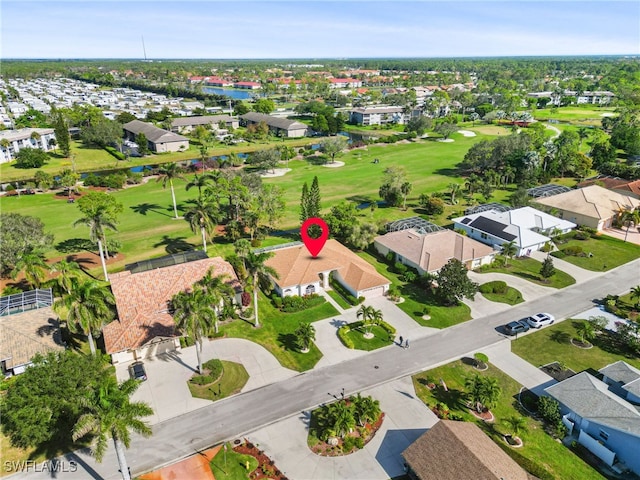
top-left (233, 439), bottom-right (288, 480)
top-left (310, 413), bottom-right (385, 457)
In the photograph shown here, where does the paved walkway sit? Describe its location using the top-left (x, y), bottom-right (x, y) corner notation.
top-left (469, 271), bottom-right (554, 302)
top-left (529, 251), bottom-right (603, 283)
top-left (249, 377), bottom-right (438, 480)
top-left (319, 289), bottom-right (347, 314)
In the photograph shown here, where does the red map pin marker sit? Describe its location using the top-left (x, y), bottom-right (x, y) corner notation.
top-left (301, 217), bottom-right (329, 258)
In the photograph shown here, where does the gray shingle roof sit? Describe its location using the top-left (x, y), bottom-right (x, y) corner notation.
top-left (600, 361), bottom-right (640, 385)
top-left (123, 120), bottom-right (188, 143)
top-left (545, 371), bottom-right (640, 436)
top-left (171, 115), bottom-right (236, 127)
top-left (240, 112), bottom-right (307, 131)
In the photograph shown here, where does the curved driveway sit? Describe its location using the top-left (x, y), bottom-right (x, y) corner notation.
top-left (10, 259), bottom-right (640, 480)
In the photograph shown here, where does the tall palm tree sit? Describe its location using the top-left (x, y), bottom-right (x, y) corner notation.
top-left (156, 163), bottom-right (185, 219)
top-left (53, 279), bottom-right (115, 355)
top-left (184, 198), bottom-right (219, 253)
top-left (621, 208), bottom-right (640, 243)
top-left (448, 183), bottom-right (461, 205)
top-left (294, 322), bottom-right (316, 352)
top-left (197, 270), bottom-right (233, 334)
top-left (356, 305), bottom-right (383, 336)
top-left (171, 286), bottom-right (217, 374)
top-left (185, 173), bottom-right (214, 201)
top-left (400, 182), bottom-right (412, 211)
top-left (478, 376), bottom-right (501, 413)
top-left (10, 251), bottom-right (50, 289)
top-left (241, 251), bottom-right (278, 328)
top-left (74, 206), bottom-right (117, 281)
top-left (50, 259), bottom-right (83, 295)
top-left (72, 376), bottom-right (152, 480)
top-left (501, 241), bottom-right (518, 267)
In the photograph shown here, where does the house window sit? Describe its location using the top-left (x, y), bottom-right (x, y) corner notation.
top-left (305, 284), bottom-right (315, 295)
top-left (481, 233), bottom-right (488, 239)
top-left (599, 429), bottom-right (609, 441)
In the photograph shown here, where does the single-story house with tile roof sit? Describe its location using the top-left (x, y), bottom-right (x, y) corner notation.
top-left (373, 229), bottom-right (496, 275)
top-left (0, 290), bottom-right (64, 375)
top-left (578, 176), bottom-right (640, 200)
top-left (535, 185), bottom-right (640, 231)
top-left (452, 206), bottom-right (575, 257)
top-left (123, 119), bottom-right (189, 153)
top-left (264, 240), bottom-right (390, 300)
top-left (170, 115), bottom-right (239, 134)
top-left (544, 366), bottom-right (640, 476)
top-left (239, 112), bottom-right (308, 138)
top-left (103, 256), bottom-right (241, 364)
top-left (402, 420), bottom-right (533, 480)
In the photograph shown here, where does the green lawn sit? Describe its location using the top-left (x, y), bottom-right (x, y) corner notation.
top-left (187, 361), bottom-right (249, 402)
top-left (477, 256), bottom-right (576, 289)
top-left (210, 443), bottom-right (258, 480)
top-left (533, 106), bottom-right (616, 126)
top-left (479, 282), bottom-right (524, 305)
top-left (219, 291), bottom-right (338, 372)
top-left (357, 251), bottom-right (472, 328)
top-left (343, 324), bottom-right (394, 351)
top-left (326, 289), bottom-right (352, 310)
top-left (412, 360), bottom-right (605, 480)
top-left (552, 233), bottom-right (640, 271)
top-left (511, 319), bottom-right (640, 372)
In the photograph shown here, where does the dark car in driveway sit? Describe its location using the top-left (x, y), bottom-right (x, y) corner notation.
top-left (128, 361), bottom-right (147, 381)
top-left (504, 320), bottom-right (530, 336)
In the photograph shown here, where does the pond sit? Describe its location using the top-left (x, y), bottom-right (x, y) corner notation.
top-left (202, 86), bottom-right (259, 100)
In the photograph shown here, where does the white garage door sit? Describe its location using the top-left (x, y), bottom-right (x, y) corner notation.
top-left (359, 286), bottom-right (386, 299)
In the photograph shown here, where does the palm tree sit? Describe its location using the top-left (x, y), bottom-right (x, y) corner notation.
top-left (72, 376), bottom-right (152, 480)
top-left (53, 279), bottom-right (115, 355)
top-left (501, 241), bottom-right (518, 267)
top-left (621, 208), bottom-right (640, 243)
top-left (465, 374), bottom-right (501, 413)
top-left (171, 286), bottom-right (217, 374)
top-left (294, 322), bottom-right (316, 352)
top-left (356, 305), bottom-right (383, 336)
top-left (10, 251), bottom-right (50, 289)
top-left (241, 251), bottom-right (279, 328)
top-left (50, 259), bottom-right (83, 295)
top-left (352, 394), bottom-right (381, 427)
top-left (184, 198), bottom-right (219, 253)
top-left (185, 173), bottom-right (214, 201)
top-left (448, 183), bottom-right (461, 205)
top-left (328, 400), bottom-right (356, 438)
top-left (576, 321), bottom-right (595, 345)
top-left (197, 269), bottom-right (233, 334)
top-left (400, 182), bottom-right (412, 211)
top-left (156, 163), bottom-right (185, 219)
top-left (504, 415), bottom-right (528, 443)
top-left (74, 206), bottom-right (117, 281)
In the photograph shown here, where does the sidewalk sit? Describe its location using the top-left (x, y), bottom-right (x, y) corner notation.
top-left (469, 271), bottom-right (554, 302)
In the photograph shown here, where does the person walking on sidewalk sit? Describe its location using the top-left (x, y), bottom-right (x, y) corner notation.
top-left (398, 335), bottom-right (403, 346)
top-left (405, 338), bottom-right (410, 349)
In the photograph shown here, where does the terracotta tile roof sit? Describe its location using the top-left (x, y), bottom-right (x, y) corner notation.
top-left (0, 307), bottom-right (64, 369)
top-left (103, 257), bottom-right (241, 354)
top-left (265, 240), bottom-right (389, 293)
top-left (535, 185), bottom-right (640, 220)
top-left (403, 420), bottom-right (531, 480)
top-left (577, 176), bottom-right (630, 190)
top-left (375, 229), bottom-right (495, 273)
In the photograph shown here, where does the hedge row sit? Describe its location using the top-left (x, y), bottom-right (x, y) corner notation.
top-left (104, 146), bottom-right (126, 160)
top-left (479, 281), bottom-right (508, 295)
top-left (329, 278), bottom-right (363, 306)
top-left (271, 293), bottom-right (325, 312)
top-left (337, 324), bottom-right (355, 349)
top-left (189, 358), bottom-right (224, 385)
top-left (337, 320), bottom-right (396, 349)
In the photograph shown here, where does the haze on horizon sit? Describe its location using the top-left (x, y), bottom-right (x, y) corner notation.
top-left (2, 1), bottom-right (639, 60)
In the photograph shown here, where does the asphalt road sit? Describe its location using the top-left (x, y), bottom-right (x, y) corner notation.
top-left (8, 259), bottom-right (639, 480)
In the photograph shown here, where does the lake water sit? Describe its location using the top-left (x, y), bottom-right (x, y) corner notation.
top-left (202, 87), bottom-right (257, 100)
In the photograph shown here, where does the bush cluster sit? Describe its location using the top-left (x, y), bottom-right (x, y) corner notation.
top-left (273, 293), bottom-right (325, 313)
top-left (83, 172), bottom-right (128, 189)
top-left (563, 245), bottom-right (585, 257)
top-left (479, 281), bottom-right (508, 295)
top-left (338, 324), bottom-right (355, 348)
top-left (104, 145), bottom-right (126, 160)
top-left (189, 359), bottom-right (224, 385)
top-left (330, 277), bottom-right (361, 306)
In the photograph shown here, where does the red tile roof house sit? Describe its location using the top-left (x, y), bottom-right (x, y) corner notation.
top-left (264, 240), bottom-right (390, 300)
top-left (103, 257), bottom-right (241, 364)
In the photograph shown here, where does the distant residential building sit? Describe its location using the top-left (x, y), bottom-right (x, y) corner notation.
top-left (234, 81), bottom-right (261, 90)
top-left (0, 127), bottom-right (57, 164)
top-left (452, 206), bottom-right (576, 256)
top-left (528, 90), bottom-right (614, 106)
top-left (577, 176), bottom-right (640, 200)
top-left (170, 115), bottom-right (239, 134)
top-left (206, 77), bottom-right (234, 87)
top-left (374, 229), bottom-right (496, 274)
top-left (535, 185), bottom-right (640, 231)
top-left (545, 363), bottom-right (640, 476)
top-left (239, 112), bottom-right (308, 138)
top-left (122, 120), bottom-right (189, 153)
top-left (349, 106), bottom-right (406, 126)
top-left (329, 78), bottom-right (363, 89)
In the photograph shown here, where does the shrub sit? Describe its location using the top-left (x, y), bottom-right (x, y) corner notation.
top-left (241, 291), bottom-right (251, 307)
top-left (354, 437), bottom-right (364, 449)
top-left (402, 270), bottom-right (417, 283)
top-left (394, 262), bottom-right (407, 274)
top-left (330, 277), bottom-right (359, 305)
top-left (357, 296), bottom-right (365, 304)
top-left (250, 239), bottom-right (261, 248)
top-left (105, 145), bottom-right (126, 160)
top-left (338, 325), bottom-right (355, 348)
top-left (537, 396), bottom-right (561, 425)
top-left (479, 281), bottom-right (508, 295)
top-left (281, 293), bottom-right (325, 313)
top-left (126, 171), bottom-right (143, 184)
top-left (564, 245), bottom-right (584, 257)
top-left (273, 297), bottom-right (283, 309)
top-left (342, 436), bottom-right (356, 452)
top-left (385, 251), bottom-right (395, 263)
top-left (574, 230), bottom-right (590, 240)
top-left (378, 320), bottom-right (396, 336)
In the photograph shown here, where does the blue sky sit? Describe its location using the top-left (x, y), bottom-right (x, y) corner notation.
top-left (2, 1), bottom-right (639, 59)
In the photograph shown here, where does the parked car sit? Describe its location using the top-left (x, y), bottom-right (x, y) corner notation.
top-left (504, 320), bottom-right (530, 336)
top-left (128, 361), bottom-right (147, 381)
top-left (526, 312), bottom-right (555, 329)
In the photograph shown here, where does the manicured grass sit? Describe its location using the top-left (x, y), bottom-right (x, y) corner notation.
top-left (479, 282), bottom-right (524, 305)
top-left (412, 360), bottom-right (605, 480)
top-left (219, 291), bottom-right (338, 372)
top-left (533, 106), bottom-right (616, 125)
top-left (343, 324), bottom-right (394, 351)
top-left (552, 233), bottom-right (640, 271)
top-left (187, 361), bottom-right (249, 402)
top-left (511, 319), bottom-right (640, 372)
top-left (477, 256), bottom-right (576, 289)
top-left (326, 289), bottom-right (351, 310)
top-left (357, 251), bottom-right (472, 328)
top-left (210, 443), bottom-right (258, 480)
top-left (0, 432), bottom-right (45, 478)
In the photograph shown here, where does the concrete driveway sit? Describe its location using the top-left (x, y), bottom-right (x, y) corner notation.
top-left (249, 376), bottom-right (438, 480)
